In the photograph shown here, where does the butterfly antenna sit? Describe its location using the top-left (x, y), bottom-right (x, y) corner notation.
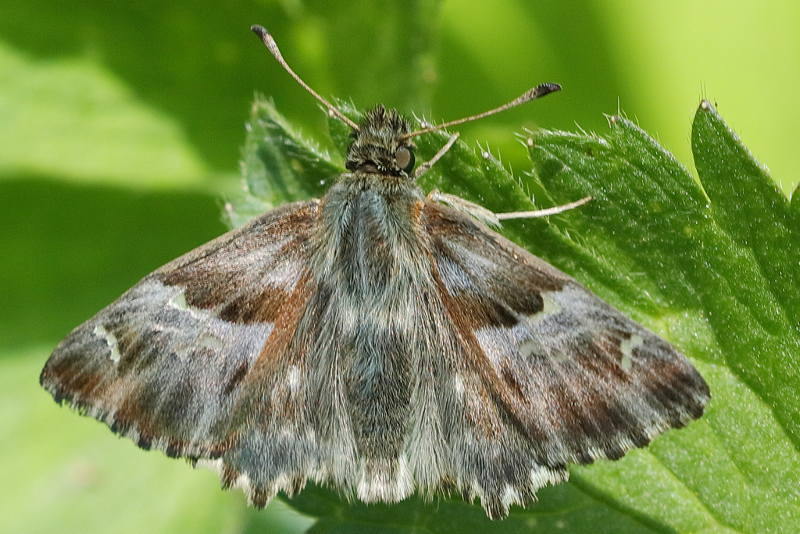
top-left (402, 83), bottom-right (561, 140)
top-left (251, 25), bottom-right (360, 131)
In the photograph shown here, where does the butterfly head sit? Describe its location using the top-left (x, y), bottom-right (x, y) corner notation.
top-left (345, 106), bottom-right (416, 177)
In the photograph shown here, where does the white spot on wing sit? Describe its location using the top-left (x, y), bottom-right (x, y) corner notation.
top-left (532, 292), bottom-right (562, 320)
top-left (452, 374), bottom-right (465, 396)
top-left (356, 456), bottom-right (413, 502)
top-left (513, 286), bottom-right (601, 360)
top-left (235, 473), bottom-right (253, 497)
top-left (619, 334), bottom-right (643, 372)
top-left (287, 365), bottom-right (301, 393)
top-left (395, 456), bottom-right (413, 499)
top-left (197, 333), bottom-right (224, 351)
top-left (469, 479), bottom-right (483, 500)
top-left (196, 458), bottom-right (224, 475)
top-left (474, 289), bottom-right (570, 361)
top-left (168, 290), bottom-right (214, 321)
top-left (265, 258), bottom-right (303, 289)
top-left (530, 465), bottom-right (568, 490)
top-left (501, 484), bottom-right (520, 508)
top-left (92, 324), bottom-right (121, 363)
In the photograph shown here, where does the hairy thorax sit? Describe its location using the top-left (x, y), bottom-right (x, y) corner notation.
top-left (312, 173), bottom-right (432, 296)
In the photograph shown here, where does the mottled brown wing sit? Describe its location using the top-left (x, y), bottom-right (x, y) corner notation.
top-left (40, 200), bottom-right (320, 461)
top-left (425, 201), bottom-right (709, 468)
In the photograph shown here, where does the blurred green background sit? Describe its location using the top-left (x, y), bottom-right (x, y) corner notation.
top-left (2, 1), bottom-right (798, 533)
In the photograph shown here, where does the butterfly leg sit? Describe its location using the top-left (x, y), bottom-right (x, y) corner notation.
top-left (495, 196), bottom-right (592, 220)
top-left (429, 190), bottom-right (591, 226)
top-left (414, 133), bottom-right (460, 179)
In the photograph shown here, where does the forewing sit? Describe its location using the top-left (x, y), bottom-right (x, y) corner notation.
top-left (425, 201), bottom-right (709, 470)
top-left (40, 200), bottom-right (320, 460)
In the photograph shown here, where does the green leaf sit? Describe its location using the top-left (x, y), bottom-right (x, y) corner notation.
top-left (525, 104), bottom-right (800, 532)
top-left (299, 0), bottom-right (444, 113)
top-left (235, 98), bottom-right (800, 533)
top-left (286, 483), bottom-right (662, 534)
top-left (0, 42), bottom-right (210, 188)
top-left (690, 101), bottom-right (800, 442)
top-left (229, 97), bottom-right (341, 226)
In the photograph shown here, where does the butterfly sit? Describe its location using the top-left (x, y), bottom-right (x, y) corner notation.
top-left (39, 24), bottom-right (710, 520)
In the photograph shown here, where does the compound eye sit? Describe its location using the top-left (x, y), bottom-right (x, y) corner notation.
top-left (395, 146), bottom-right (415, 174)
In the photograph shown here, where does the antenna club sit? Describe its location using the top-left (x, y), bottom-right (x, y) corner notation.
top-left (532, 83), bottom-right (562, 98)
top-left (250, 24), bottom-right (268, 39)
top-left (251, 24), bottom-right (282, 58)
top-left (402, 79), bottom-right (562, 139)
